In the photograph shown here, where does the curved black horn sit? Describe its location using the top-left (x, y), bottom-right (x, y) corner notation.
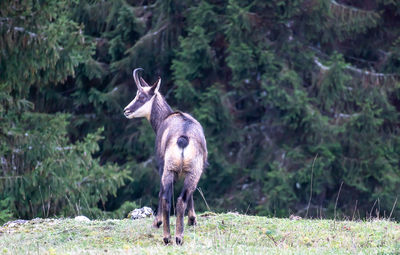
top-left (133, 68), bottom-right (144, 91)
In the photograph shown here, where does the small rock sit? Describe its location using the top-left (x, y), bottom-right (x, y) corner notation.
top-left (74, 216), bottom-right (90, 222)
top-left (289, 214), bottom-right (302, 220)
top-left (127, 206), bottom-right (153, 220)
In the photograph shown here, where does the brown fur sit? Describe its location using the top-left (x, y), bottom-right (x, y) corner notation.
top-left (124, 69), bottom-right (207, 245)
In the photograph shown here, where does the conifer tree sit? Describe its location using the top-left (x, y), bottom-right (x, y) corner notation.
top-left (2, 0), bottom-right (399, 220)
top-left (0, 0), bottom-right (130, 222)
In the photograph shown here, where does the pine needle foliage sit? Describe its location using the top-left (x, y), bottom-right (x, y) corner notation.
top-left (1, 0), bottom-right (399, 221)
top-left (0, 0), bottom-right (130, 223)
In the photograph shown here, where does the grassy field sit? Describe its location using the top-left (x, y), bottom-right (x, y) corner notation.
top-left (1, 213), bottom-right (399, 254)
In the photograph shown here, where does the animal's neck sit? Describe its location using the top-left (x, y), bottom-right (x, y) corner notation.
top-left (149, 93), bottom-right (173, 133)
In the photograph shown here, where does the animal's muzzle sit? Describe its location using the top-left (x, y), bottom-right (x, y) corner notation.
top-left (123, 108), bottom-right (132, 117)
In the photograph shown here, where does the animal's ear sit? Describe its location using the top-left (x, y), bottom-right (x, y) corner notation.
top-left (140, 77), bottom-right (150, 87)
top-left (150, 77), bottom-right (161, 94)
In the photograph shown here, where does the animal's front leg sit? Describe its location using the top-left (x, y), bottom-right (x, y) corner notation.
top-left (153, 163), bottom-right (164, 228)
top-left (153, 183), bottom-right (163, 228)
top-left (161, 170), bottom-right (174, 244)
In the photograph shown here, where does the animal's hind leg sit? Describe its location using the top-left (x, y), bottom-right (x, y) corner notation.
top-left (161, 170), bottom-right (174, 244)
top-left (187, 193), bottom-right (197, 226)
top-left (175, 171), bottom-right (201, 245)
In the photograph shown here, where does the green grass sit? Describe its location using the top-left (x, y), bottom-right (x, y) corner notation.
top-left (1, 213), bottom-right (399, 254)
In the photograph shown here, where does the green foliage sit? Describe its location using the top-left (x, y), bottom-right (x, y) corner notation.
top-left (315, 53), bottom-right (351, 112)
top-left (1, 0), bottom-right (400, 220)
top-left (328, 0), bottom-right (381, 40)
top-left (0, 0), bottom-right (130, 221)
top-left (0, 113), bottom-right (130, 219)
top-left (0, 198), bottom-right (13, 224)
top-left (0, 0), bottom-right (93, 94)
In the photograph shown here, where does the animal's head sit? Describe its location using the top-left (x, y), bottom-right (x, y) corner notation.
top-left (124, 68), bottom-right (161, 119)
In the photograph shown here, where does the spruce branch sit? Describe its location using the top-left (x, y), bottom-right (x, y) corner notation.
top-left (329, 0), bottom-right (380, 36)
top-left (314, 58), bottom-right (397, 79)
top-left (0, 21), bottom-right (39, 39)
top-left (329, 0), bottom-right (379, 22)
top-left (330, 0), bottom-right (375, 15)
top-left (112, 22), bottom-right (170, 75)
top-left (314, 58), bottom-right (330, 71)
top-left (132, 22), bottom-right (169, 48)
top-left (10, 26), bottom-right (38, 38)
top-left (0, 21), bottom-right (63, 50)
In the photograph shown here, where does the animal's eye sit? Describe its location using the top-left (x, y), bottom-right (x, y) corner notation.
top-left (138, 95), bottom-right (146, 102)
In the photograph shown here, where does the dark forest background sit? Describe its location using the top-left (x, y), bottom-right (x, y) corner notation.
top-left (1, 0), bottom-right (400, 223)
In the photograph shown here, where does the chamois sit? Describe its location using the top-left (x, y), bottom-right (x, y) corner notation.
top-left (123, 68), bottom-right (207, 245)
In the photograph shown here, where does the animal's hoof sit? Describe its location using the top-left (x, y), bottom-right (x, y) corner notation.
top-left (153, 219), bottom-right (162, 228)
top-left (188, 216), bottom-right (197, 226)
top-left (176, 236), bottom-right (183, 245)
top-left (163, 237), bottom-right (171, 245)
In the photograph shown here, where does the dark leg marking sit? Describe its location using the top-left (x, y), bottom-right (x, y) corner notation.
top-left (161, 171), bottom-right (174, 244)
top-left (187, 193), bottom-right (197, 226)
top-left (153, 164), bottom-right (164, 228)
top-left (153, 185), bottom-right (163, 228)
top-left (175, 172), bottom-right (200, 245)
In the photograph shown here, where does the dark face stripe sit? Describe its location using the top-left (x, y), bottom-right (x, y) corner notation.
top-left (127, 91), bottom-right (153, 113)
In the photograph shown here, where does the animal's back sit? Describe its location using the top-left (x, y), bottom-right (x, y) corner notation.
top-left (156, 112), bottom-right (207, 173)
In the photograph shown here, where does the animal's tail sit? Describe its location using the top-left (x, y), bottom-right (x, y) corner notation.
top-left (177, 136), bottom-right (189, 149)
